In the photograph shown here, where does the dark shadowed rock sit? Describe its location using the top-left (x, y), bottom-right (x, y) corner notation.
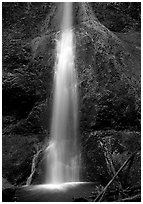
top-left (2, 178), bottom-right (16, 202)
top-left (2, 188), bottom-right (16, 202)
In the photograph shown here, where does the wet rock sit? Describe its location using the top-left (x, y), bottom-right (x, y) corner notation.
top-left (2, 188), bottom-right (17, 202)
top-left (2, 178), bottom-right (16, 202)
top-left (73, 197), bottom-right (88, 202)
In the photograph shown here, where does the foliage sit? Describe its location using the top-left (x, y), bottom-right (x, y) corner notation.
top-left (81, 130), bottom-right (140, 186)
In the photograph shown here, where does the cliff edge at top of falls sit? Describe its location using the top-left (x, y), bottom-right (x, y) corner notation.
top-left (2, 2), bottom-right (140, 192)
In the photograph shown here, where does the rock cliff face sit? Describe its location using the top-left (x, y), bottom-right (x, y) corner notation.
top-left (2, 2), bottom-right (140, 187)
top-left (32, 2), bottom-right (141, 133)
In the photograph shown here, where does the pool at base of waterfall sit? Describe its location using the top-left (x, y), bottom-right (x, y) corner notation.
top-left (15, 182), bottom-right (97, 202)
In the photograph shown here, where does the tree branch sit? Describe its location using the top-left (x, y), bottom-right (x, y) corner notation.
top-left (93, 151), bottom-right (136, 202)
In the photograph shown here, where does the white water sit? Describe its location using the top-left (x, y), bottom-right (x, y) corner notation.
top-left (46, 2), bottom-right (80, 184)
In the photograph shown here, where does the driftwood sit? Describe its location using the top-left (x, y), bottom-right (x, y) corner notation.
top-left (116, 194), bottom-right (141, 202)
top-left (121, 151), bottom-right (135, 186)
top-left (99, 139), bottom-right (123, 189)
top-left (94, 151), bottom-right (136, 202)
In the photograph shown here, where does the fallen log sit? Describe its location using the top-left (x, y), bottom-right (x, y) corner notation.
top-left (116, 194), bottom-right (141, 202)
top-left (93, 151), bottom-right (136, 202)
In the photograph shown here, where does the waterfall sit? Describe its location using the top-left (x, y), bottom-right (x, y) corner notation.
top-left (46, 2), bottom-right (80, 184)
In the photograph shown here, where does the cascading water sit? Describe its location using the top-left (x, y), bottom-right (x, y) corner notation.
top-left (15, 3), bottom-right (97, 201)
top-left (46, 2), bottom-right (80, 184)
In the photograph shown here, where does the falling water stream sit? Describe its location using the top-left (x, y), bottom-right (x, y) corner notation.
top-left (16, 3), bottom-right (96, 200)
top-left (46, 2), bottom-right (80, 184)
